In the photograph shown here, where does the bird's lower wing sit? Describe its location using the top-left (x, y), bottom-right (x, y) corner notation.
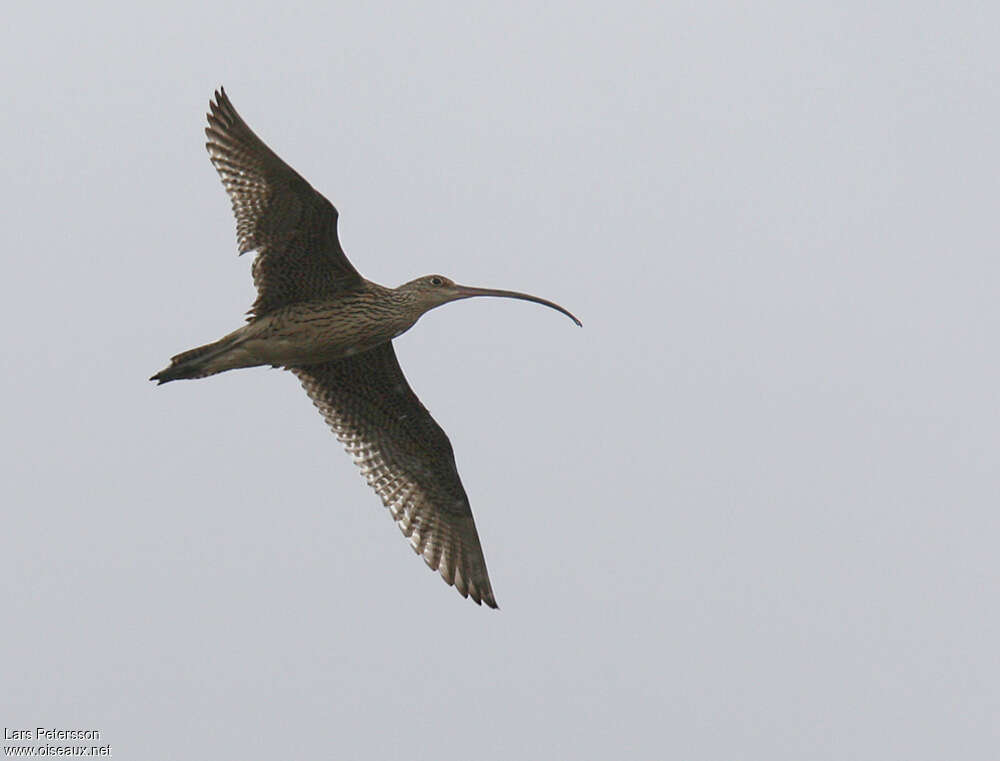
top-left (291, 343), bottom-right (498, 608)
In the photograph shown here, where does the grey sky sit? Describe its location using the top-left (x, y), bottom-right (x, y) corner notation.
top-left (2, 1), bottom-right (998, 758)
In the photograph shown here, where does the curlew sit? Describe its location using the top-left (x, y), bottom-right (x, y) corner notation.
top-left (151, 89), bottom-right (580, 608)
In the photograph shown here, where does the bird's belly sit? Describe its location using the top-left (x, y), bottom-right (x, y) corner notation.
top-left (241, 313), bottom-right (406, 367)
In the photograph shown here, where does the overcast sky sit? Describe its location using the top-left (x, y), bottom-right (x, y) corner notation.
top-left (2, 1), bottom-right (998, 759)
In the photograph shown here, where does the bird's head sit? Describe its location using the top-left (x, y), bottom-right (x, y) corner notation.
top-left (400, 274), bottom-right (582, 326)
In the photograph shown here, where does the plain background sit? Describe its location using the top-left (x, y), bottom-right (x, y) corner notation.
top-left (2, 1), bottom-right (998, 758)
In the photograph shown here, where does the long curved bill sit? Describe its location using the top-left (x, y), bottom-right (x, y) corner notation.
top-left (452, 285), bottom-right (582, 326)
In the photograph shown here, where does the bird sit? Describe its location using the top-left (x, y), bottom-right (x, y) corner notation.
top-left (151, 88), bottom-right (581, 609)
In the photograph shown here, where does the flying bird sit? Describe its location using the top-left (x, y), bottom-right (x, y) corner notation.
top-left (151, 88), bottom-right (581, 608)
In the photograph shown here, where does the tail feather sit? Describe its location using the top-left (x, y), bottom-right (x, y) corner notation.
top-left (150, 337), bottom-right (239, 384)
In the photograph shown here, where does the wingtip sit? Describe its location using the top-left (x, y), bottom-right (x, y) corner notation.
top-left (471, 581), bottom-right (499, 610)
top-left (208, 86), bottom-right (232, 121)
top-left (464, 589), bottom-right (499, 610)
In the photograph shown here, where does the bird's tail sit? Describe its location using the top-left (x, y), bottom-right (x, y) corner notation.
top-left (150, 333), bottom-right (246, 384)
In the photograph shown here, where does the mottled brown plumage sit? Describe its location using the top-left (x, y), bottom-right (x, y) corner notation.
top-left (151, 88), bottom-right (581, 609)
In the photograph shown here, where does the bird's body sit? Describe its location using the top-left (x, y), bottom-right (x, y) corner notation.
top-left (154, 282), bottom-right (416, 380)
top-left (152, 89), bottom-right (580, 608)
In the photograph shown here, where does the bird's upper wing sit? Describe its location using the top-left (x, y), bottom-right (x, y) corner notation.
top-left (205, 88), bottom-right (363, 316)
top-left (291, 343), bottom-right (498, 608)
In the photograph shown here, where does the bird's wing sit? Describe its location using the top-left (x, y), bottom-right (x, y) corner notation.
top-left (205, 88), bottom-right (363, 317)
top-left (291, 343), bottom-right (498, 608)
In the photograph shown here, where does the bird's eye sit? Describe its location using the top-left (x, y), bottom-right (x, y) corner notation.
top-left (430, 277), bottom-right (443, 286)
